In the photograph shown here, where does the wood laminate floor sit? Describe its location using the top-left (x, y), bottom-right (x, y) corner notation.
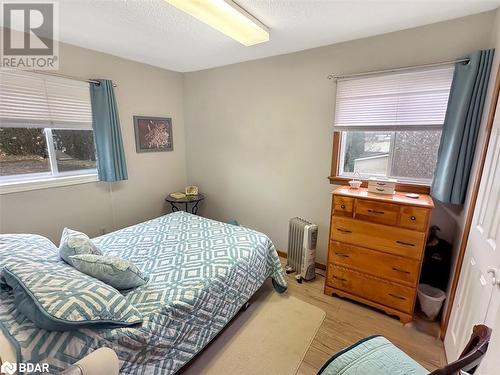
top-left (279, 259), bottom-right (447, 374)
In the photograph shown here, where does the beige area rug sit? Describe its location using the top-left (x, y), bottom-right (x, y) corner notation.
top-left (180, 281), bottom-right (326, 375)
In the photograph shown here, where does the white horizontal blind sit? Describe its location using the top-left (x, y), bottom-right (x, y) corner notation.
top-left (0, 70), bottom-right (92, 129)
top-left (334, 66), bottom-right (454, 131)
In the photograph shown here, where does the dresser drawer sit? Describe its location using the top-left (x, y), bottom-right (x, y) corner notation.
top-left (329, 241), bottom-right (420, 286)
top-left (354, 200), bottom-right (399, 226)
top-left (328, 265), bottom-right (415, 314)
top-left (399, 206), bottom-right (430, 232)
top-left (331, 217), bottom-right (425, 259)
top-left (333, 195), bottom-right (354, 217)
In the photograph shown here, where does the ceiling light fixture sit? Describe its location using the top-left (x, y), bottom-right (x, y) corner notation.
top-left (165, 0), bottom-right (269, 46)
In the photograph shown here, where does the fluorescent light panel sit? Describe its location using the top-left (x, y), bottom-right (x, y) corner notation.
top-left (166, 0), bottom-right (269, 46)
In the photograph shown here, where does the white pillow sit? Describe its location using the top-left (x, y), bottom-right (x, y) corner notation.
top-left (59, 228), bottom-right (101, 266)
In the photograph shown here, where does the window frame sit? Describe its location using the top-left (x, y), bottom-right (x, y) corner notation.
top-left (0, 173), bottom-right (98, 195)
top-left (328, 131), bottom-right (431, 194)
top-left (0, 69), bottom-right (97, 193)
top-left (0, 126), bottom-right (98, 193)
top-left (329, 65), bottom-right (453, 195)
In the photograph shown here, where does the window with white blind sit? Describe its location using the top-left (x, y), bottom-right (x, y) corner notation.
top-left (0, 70), bottom-right (97, 187)
top-left (332, 66), bottom-right (454, 185)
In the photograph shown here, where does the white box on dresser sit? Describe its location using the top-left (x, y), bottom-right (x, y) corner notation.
top-left (367, 177), bottom-right (397, 195)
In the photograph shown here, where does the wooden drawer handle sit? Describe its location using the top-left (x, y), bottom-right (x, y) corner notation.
top-left (410, 216), bottom-right (416, 221)
top-left (367, 209), bottom-right (385, 215)
top-left (392, 267), bottom-right (411, 274)
top-left (396, 240), bottom-right (415, 247)
top-left (333, 275), bottom-right (347, 282)
top-left (336, 228), bottom-right (352, 234)
top-left (389, 293), bottom-right (407, 300)
top-left (334, 252), bottom-right (350, 258)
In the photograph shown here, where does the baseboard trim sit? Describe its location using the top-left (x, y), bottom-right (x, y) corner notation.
top-left (277, 250), bottom-right (326, 271)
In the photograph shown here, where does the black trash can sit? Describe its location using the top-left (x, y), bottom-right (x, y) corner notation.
top-left (419, 226), bottom-right (452, 291)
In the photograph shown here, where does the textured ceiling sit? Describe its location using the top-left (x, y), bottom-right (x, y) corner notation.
top-left (22, 1), bottom-right (500, 72)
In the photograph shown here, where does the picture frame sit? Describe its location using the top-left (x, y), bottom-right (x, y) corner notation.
top-left (133, 116), bottom-right (173, 153)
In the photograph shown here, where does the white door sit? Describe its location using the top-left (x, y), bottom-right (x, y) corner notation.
top-left (444, 92), bottom-right (500, 366)
top-left (477, 93), bottom-right (500, 373)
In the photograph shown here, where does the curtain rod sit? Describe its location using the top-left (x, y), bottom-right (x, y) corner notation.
top-left (31, 70), bottom-right (118, 87)
top-left (328, 58), bottom-right (470, 80)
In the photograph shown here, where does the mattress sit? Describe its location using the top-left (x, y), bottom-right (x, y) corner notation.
top-left (0, 211), bottom-right (287, 374)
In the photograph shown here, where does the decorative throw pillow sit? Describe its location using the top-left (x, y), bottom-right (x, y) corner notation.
top-left (1, 234), bottom-right (60, 286)
top-left (70, 254), bottom-right (149, 290)
top-left (2, 261), bottom-right (143, 331)
top-left (59, 228), bottom-right (101, 266)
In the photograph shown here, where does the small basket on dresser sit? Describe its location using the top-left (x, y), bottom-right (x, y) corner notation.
top-left (324, 186), bottom-right (434, 323)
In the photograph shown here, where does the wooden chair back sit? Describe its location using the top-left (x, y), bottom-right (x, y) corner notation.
top-left (429, 325), bottom-right (492, 375)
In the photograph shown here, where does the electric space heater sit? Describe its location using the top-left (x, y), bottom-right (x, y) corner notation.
top-left (286, 217), bottom-right (318, 283)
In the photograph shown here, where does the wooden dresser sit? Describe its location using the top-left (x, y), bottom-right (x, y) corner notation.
top-left (324, 186), bottom-right (434, 323)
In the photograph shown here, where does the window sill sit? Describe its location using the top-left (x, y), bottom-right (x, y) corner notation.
top-left (0, 174), bottom-right (99, 195)
top-left (328, 176), bottom-right (431, 194)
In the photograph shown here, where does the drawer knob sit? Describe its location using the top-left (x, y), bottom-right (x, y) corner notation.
top-left (410, 216), bottom-right (416, 221)
top-left (341, 204), bottom-right (346, 209)
top-left (396, 240), bottom-right (415, 247)
top-left (389, 293), bottom-right (407, 300)
top-left (336, 228), bottom-right (352, 234)
top-left (392, 267), bottom-right (411, 274)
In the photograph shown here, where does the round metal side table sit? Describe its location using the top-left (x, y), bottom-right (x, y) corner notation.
top-left (165, 193), bottom-right (205, 215)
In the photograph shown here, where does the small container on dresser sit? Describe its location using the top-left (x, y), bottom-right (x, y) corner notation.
top-left (324, 186), bottom-right (434, 323)
top-left (367, 177), bottom-right (397, 195)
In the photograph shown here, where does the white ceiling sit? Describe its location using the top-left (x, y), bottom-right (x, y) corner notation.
top-left (34, 1), bottom-right (500, 72)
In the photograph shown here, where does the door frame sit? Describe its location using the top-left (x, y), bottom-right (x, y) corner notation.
top-left (441, 64), bottom-right (500, 339)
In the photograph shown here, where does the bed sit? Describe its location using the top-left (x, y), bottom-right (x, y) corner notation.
top-left (0, 211), bottom-right (287, 374)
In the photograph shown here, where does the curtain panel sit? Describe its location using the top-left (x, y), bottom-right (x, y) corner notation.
top-left (89, 79), bottom-right (128, 182)
top-left (431, 49), bottom-right (494, 205)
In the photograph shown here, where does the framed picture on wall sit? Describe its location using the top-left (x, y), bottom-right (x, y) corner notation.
top-left (133, 116), bottom-right (173, 153)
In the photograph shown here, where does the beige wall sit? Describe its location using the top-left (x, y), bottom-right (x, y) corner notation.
top-left (0, 38), bottom-right (187, 243)
top-left (0, 11), bottom-right (497, 264)
top-left (183, 11), bottom-right (497, 264)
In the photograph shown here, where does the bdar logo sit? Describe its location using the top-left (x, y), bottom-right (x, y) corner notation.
top-left (0, 361), bottom-right (16, 375)
top-left (1, 361), bottom-right (49, 374)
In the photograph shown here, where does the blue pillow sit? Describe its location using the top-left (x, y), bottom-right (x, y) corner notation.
top-left (1, 261), bottom-right (143, 331)
top-left (70, 254), bottom-right (148, 290)
top-left (59, 228), bottom-right (102, 266)
top-left (1, 234), bottom-right (60, 267)
top-left (1, 234), bottom-right (60, 287)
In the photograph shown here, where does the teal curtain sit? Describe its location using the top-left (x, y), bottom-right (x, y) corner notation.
top-left (89, 79), bottom-right (128, 182)
top-left (431, 50), bottom-right (494, 205)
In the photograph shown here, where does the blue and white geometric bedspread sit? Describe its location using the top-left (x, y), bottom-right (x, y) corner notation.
top-left (0, 211), bottom-right (287, 374)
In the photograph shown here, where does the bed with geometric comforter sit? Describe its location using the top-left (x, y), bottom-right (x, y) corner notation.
top-left (0, 211), bottom-right (287, 374)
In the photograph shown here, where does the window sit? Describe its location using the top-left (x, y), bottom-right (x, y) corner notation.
top-left (331, 66), bottom-right (454, 188)
top-left (0, 70), bottom-right (96, 186)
